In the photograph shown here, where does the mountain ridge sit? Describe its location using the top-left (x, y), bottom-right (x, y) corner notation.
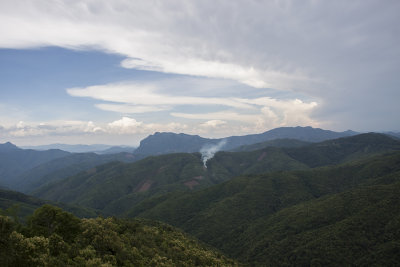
top-left (134, 126), bottom-right (358, 156)
top-left (0, 145), bottom-right (70, 188)
top-left (31, 133), bottom-right (400, 217)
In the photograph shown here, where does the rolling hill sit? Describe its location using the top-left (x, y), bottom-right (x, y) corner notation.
top-left (32, 133), bottom-right (400, 217)
top-left (0, 142), bottom-right (70, 188)
top-left (0, 188), bottom-right (98, 220)
top-left (31, 145), bottom-right (311, 213)
top-left (21, 143), bottom-right (113, 153)
top-left (129, 151), bottom-right (400, 265)
top-left (16, 152), bottom-right (143, 193)
top-left (229, 138), bottom-right (311, 152)
top-left (0, 126), bottom-right (357, 192)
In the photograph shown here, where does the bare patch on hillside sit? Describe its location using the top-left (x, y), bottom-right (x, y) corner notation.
top-left (125, 153), bottom-right (135, 159)
top-left (135, 180), bottom-right (153, 192)
top-left (86, 168), bottom-right (97, 174)
top-left (184, 180), bottom-right (200, 190)
top-left (257, 152), bottom-right (267, 162)
top-left (157, 165), bottom-right (168, 174)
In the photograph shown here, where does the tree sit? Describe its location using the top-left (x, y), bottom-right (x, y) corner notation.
top-left (0, 215), bottom-right (15, 266)
top-left (28, 204), bottom-right (81, 242)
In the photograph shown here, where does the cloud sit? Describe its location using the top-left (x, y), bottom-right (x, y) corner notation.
top-left (120, 57), bottom-right (313, 89)
top-left (67, 79), bottom-right (319, 132)
top-left (0, 118), bottom-right (189, 140)
top-left (67, 82), bottom-right (255, 110)
top-left (96, 104), bottom-right (170, 114)
top-left (172, 111), bottom-right (259, 122)
top-left (2, 120), bottom-right (104, 137)
top-left (0, 0), bottom-right (339, 91)
top-left (200, 120), bottom-right (227, 128)
top-left (107, 117), bottom-right (189, 135)
top-left (0, 0), bottom-right (399, 131)
top-left (172, 98), bottom-right (318, 128)
top-left (107, 117), bottom-right (143, 134)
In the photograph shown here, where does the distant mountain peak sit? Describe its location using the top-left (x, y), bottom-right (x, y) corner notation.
top-left (133, 126), bottom-right (358, 156)
top-left (0, 141), bottom-right (19, 151)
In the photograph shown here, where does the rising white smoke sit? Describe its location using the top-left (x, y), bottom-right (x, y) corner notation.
top-left (200, 139), bottom-right (227, 168)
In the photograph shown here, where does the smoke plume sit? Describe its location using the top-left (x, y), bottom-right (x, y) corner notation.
top-left (200, 139), bottom-right (227, 168)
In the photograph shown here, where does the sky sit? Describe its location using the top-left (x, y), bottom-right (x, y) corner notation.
top-left (0, 0), bottom-right (399, 146)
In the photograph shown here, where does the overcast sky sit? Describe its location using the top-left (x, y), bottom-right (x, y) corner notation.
top-left (0, 0), bottom-right (399, 146)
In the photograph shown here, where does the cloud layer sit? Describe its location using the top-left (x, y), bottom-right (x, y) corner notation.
top-left (66, 80), bottom-right (319, 132)
top-left (0, 0), bottom-right (399, 145)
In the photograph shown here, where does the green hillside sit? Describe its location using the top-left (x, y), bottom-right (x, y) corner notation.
top-left (33, 133), bottom-right (400, 217)
top-left (32, 147), bottom-right (310, 214)
top-left (0, 142), bottom-right (70, 188)
top-left (240, 180), bottom-right (400, 266)
top-left (230, 138), bottom-right (310, 152)
top-left (0, 205), bottom-right (238, 266)
top-left (33, 154), bottom-right (206, 213)
top-left (17, 152), bottom-right (143, 193)
top-left (129, 152), bottom-right (400, 265)
top-left (0, 189), bottom-right (98, 220)
top-left (284, 132), bottom-right (400, 167)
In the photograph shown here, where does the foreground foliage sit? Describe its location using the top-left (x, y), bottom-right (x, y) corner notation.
top-left (0, 205), bottom-right (237, 266)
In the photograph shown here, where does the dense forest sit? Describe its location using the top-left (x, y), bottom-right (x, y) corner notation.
top-left (0, 205), bottom-right (237, 266)
top-left (130, 152), bottom-right (400, 265)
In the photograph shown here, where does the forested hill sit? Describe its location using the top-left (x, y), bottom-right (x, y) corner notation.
top-left (15, 152), bottom-right (143, 193)
top-left (0, 145), bottom-right (142, 192)
top-left (32, 133), bottom-right (400, 217)
top-left (0, 142), bottom-right (70, 187)
top-left (0, 126), bottom-right (357, 191)
top-left (0, 188), bottom-right (98, 219)
top-left (130, 151), bottom-right (400, 265)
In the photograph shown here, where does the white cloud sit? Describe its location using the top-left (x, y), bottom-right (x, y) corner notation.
top-left (67, 79), bottom-right (319, 132)
top-left (121, 57), bottom-right (312, 89)
top-left (172, 98), bottom-right (318, 127)
top-left (107, 117), bottom-right (143, 134)
top-left (0, 0), bottom-right (321, 90)
top-left (172, 111), bottom-right (259, 122)
top-left (0, 117), bottom-right (190, 141)
top-left (96, 103), bottom-right (170, 113)
top-left (1, 0), bottom-right (399, 132)
top-left (67, 82), bottom-right (255, 110)
top-left (2, 120), bottom-right (104, 138)
top-left (200, 120), bottom-right (227, 128)
top-left (106, 117), bottom-right (189, 135)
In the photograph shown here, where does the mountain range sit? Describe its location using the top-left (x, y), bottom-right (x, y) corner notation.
top-left (0, 126), bottom-right (357, 191)
top-left (1, 127), bottom-right (400, 265)
top-left (21, 143), bottom-right (137, 154)
top-left (32, 133), bottom-right (400, 216)
top-left (0, 146), bottom-right (143, 191)
top-left (134, 126), bottom-right (358, 155)
top-left (0, 142), bottom-right (70, 188)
